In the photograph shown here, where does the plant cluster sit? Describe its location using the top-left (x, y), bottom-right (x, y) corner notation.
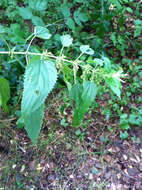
top-left (0, 0), bottom-right (142, 143)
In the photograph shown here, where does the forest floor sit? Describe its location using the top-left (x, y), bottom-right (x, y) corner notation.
top-left (0, 91), bottom-right (142, 190)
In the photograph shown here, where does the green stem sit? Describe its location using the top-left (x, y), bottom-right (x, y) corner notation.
top-left (26, 35), bottom-right (36, 64)
top-left (0, 50), bottom-right (78, 65)
top-left (75, 52), bottom-right (83, 62)
top-left (0, 34), bottom-right (11, 52)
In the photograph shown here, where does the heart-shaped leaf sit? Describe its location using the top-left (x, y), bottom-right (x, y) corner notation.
top-left (60, 35), bottom-right (73, 47)
top-left (35, 26), bottom-right (51, 39)
top-left (80, 45), bottom-right (94, 55)
top-left (22, 56), bottom-right (57, 115)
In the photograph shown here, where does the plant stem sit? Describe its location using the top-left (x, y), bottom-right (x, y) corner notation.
top-left (26, 35), bottom-right (36, 64)
top-left (0, 34), bottom-right (11, 52)
top-left (0, 50), bottom-right (80, 66)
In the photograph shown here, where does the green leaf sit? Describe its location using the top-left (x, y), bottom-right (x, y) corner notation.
top-left (74, 11), bottom-right (89, 26)
top-left (105, 77), bottom-right (121, 98)
top-left (22, 56), bottom-right (57, 115)
top-left (93, 58), bottom-right (104, 66)
top-left (126, 7), bottom-right (133, 13)
top-left (8, 23), bottom-right (26, 44)
top-left (0, 25), bottom-right (5, 33)
top-left (74, 11), bottom-right (82, 26)
top-left (24, 104), bottom-right (44, 144)
top-left (0, 78), bottom-right (10, 112)
top-left (110, 32), bottom-right (117, 46)
top-left (75, 0), bottom-right (86, 2)
top-left (70, 83), bottom-right (83, 108)
top-left (28, 0), bottom-right (47, 11)
top-left (60, 35), bottom-right (73, 47)
top-left (35, 26), bottom-right (52, 39)
top-left (139, 106), bottom-right (142, 115)
top-left (32, 16), bottom-right (45, 26)
top-left (70, 81), bottom-right (97, 127)
top-left (61, 4), bottom-right (70, 18)
top-left (16, 116), bottom-right (25, 129)
top-left (75, 129), bottom-right (82, 136)
top-left (128, 114), bottom-right (142, 126)
top-left (66, 18), bottom-right (75, 31)
top-left (18, 7), bottom-right (33, 20)
top-left (80, 45), bottom-right (94, 55)
top-left (120, 114), bottom-right (130, 130)
top-left (120, 131), bottom-right (129, 140)
top-left (134, 27), bottom-right (142, 37)
top-left (78, 12), bottom-right (89, 22)
top-left (102, 56), bottom-right (111, 71)
top-left (134, 19), bottom-right (142, 25)
top-left (82, 81), bottom-right (97, 102)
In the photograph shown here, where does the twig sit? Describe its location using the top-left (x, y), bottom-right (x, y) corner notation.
top-left (0, 51), bottom-right (83, 66)
top-left (0, 118), bottom-right (16, 123)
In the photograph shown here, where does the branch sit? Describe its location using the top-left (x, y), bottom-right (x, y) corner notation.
top-left (0, 51), bottom-right (83, 66)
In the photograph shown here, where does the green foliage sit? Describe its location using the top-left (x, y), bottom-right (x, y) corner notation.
top-left (35, 26), bottom-right (52, 39)
top-left (0, 78), bottom-right (10, 112)
top-left (28, 0), bottom-right (48, 11)
top-left (60, 35), bottom-right (73, 47)
top-left (134, 19), bottom-right (142, 37)
top-left (18, 7), bottom-right (33, 20)
top-left (80, 45), bottom-right (94, 55)
top-left (21, 56), bottom-right (57, 143)
top-left (128, 106), bottom-right (142, 126)
top-left (70, 81), bottom-right (97, 126)
top-left (0, 0), bottom-right (141, 144)
top-left (120, 114), bottom-right (130, 130)
top-left (24, 104), bottom-right (44, 144)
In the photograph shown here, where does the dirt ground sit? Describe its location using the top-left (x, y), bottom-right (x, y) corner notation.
top-left (0, 99), bottom-right (142, 190)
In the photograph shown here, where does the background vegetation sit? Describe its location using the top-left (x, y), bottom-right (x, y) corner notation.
top-left (0, 0), bottom-right (142, 189)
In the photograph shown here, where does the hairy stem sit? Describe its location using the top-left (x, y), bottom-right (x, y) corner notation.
top-left (0, 51), bottom-right (78, 65)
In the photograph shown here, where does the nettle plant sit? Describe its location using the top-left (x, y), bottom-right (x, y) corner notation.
top-left (0, 26), bottom-right (124, 144)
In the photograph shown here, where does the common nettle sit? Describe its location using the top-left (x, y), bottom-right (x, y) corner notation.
top-left (0, 26), bottom-right (124, 144)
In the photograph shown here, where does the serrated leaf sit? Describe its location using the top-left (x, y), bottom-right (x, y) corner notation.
top-left (18, 7), bottom-right (33, 20)
top-left (70, 81), bottom-right (97, 127)
top-left (22, 56), bottom-right (57, 115)
top-left (0, 78), bottom-right (10, 112)
top-left (35, 26), bottom-right (51, 39)
top-left (70, 83), bottom-right (83, 108)
top-left (60, 35), bottom-right (73, 47)
top-left (24, 104), bottom-right (44, 144)
top-left (82, 81), bottom-right (97, 102)
top-left (80, 45), bottom-right (94, 55)
top-left (105, 77), bottom-right (121, 98)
